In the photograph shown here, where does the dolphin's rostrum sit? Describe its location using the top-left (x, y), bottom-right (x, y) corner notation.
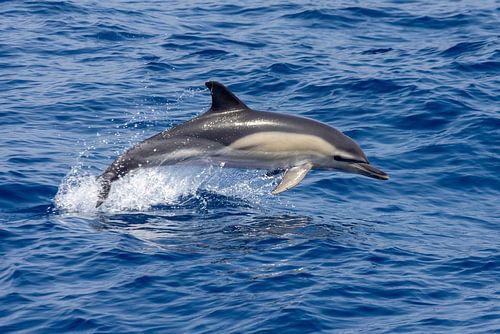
top-left (96, 81), bottom-right (388, 207)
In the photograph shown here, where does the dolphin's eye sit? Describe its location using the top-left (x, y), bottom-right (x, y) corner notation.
top-left (334, 155), bottom-right (365, 164)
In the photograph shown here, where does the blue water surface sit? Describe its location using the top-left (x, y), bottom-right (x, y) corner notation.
top-left (1, 0), bottom-right (499, 332)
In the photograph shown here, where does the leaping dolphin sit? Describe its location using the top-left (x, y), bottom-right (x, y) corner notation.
top-left (96, 81), bottom-right (388, 207)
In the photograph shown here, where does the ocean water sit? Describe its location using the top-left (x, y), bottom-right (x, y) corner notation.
top-left (1, 0), bottom-right (499, 332)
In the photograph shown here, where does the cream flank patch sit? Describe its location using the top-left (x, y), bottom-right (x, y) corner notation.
top-left (229, 132), bottom-right (337, 156)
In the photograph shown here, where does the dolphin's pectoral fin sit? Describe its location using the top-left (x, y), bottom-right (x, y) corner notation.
top-left (271, 163), bottom-right (312, 195)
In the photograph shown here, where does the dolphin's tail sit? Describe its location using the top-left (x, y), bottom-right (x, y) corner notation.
top-left (96, 172), bottom-right (116, 208)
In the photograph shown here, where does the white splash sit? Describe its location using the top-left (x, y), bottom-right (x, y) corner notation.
top-left (54, 165), bottom-right (278, 214)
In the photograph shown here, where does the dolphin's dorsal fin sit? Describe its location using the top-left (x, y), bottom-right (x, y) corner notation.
top-left (205, 81), bottom-right (249, 113)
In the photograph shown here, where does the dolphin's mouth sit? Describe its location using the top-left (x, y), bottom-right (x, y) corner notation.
top-left (352, 162), bottom-right (389, 180)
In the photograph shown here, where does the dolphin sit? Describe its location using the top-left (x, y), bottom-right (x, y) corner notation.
top-left (96, 81), bottom-right (388, 207)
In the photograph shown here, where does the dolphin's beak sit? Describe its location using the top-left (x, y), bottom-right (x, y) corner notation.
top-left (352, 162), bottom-right (389, 180)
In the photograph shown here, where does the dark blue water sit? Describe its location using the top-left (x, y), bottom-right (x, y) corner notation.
top-left (1, 1), bottom-right (499, 332)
